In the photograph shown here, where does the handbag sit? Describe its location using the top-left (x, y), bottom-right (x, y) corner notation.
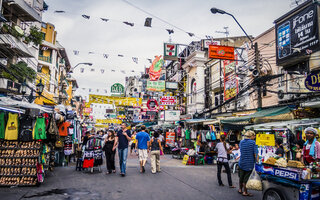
top-left (55, 137), bottom-right (64, 148)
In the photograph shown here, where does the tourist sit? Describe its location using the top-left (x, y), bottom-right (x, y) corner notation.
top-left (302, 127), bottom-right (320, 165)
top-left (130, 129), bottom-right (137, 155)
top-left (149, 131), bottom-right (163, 174)
top-left (135, 125), bottom-right (150, 173)
top-left (117, 123), bottom-right (131, 177)
top-left (104, 130), bottom-right (118, 174)
top-left (214, 134), bottom-right (235, 188)
top-left (238, 130), bottom-right (258, 197)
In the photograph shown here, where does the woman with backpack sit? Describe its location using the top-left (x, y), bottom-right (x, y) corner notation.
top-left (149, 131), bottom-right (163, 174)
top-left (214, 134), bottom-right (235, 188)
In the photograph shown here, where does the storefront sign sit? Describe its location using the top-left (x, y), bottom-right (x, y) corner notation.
top-left (147, 99), bottom-right (158, 110)
top-left (208, 45), bottom-right (235, 60)
top-left (165, 110), bottom-right (180, 121)
top-left (223, 59), bottom-right (238, 100)
top-left (256, 134), bottom-right (275, 146)
top-left (160, 96), bottom-right (177, 105)
top-left (165, 81), bottom-right (178, 90)
top-left (305, 71), bottom-right (320, 91)
top-left (275, 4), bottom-right (319, 64)
top-left (201, 39), bottom-right (220, 50)
top-left (165, 132), bottom-right (175, 147)
top-left (274, 168), bottom-right (299, 181)
top-left (89, 95), bottom-right (142, 107)
top-left (111, 83), bottom-right (124, 94)
top-left (164, 43), bottom-right (178, 60)
top-left (96, 119), bottom-right (122, 124)
top-left (147, 80), bottom-right (166, 91)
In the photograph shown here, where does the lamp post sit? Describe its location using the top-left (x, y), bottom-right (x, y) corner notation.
top-left (210, 7), bottom-right (253, 47)
top-left (69, 62), bottom-right (93, 73)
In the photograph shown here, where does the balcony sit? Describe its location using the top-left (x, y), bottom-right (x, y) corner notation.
top-left (2, 0), bottom-right (41, 22)
top-left (38, 55), bottom-right (52, 63)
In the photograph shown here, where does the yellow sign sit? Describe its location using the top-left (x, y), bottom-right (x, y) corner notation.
top-left (89, 94), bottom-right (142, 107)
top-left (95, 124), bottom-right (109, 128)
top-left (96, 119), bottom-right (122, 124)
top-left (182, 155), bottom-right (189, 165)
top-left (256, 134), bottom-right (275, 146)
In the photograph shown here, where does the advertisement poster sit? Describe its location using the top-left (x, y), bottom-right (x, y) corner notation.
top-left (275, 4), bottom-right (319, 64)
top-left (165, 132), bottom-right (175, 147)
top-left (223, 58), bottom-right (238, 101)
top-left (208, 45), bottom-right (235, 60)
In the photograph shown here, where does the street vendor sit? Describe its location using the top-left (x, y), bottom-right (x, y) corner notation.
top-left (302, 127), bottom-right (320, 165)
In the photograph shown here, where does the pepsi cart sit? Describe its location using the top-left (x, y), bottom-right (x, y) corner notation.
top-left (256, 163), bottom-right (320, 200)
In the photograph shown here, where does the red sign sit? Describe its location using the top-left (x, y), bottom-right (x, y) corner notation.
top-left (208, 45), bottom-right (235, 60)
top-left (160, 96), bottom-right (177, 105)
top-left (147, 99), bottom-right (158, 110)
top-left (165, 132), bottom-right (175, 147)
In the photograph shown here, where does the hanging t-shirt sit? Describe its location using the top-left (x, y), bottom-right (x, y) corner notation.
top-left (19, 115), bottom-right (33, 142)
top-left (185, 129), bottom-right (190, 140)
top-left (5, 113), bottom-right (18, 140)
top-left (34, 117), bottom-right (46, 140)
top-left (191, 130), bottom-right (197, 139)
top-left (59, 121), bottom-right (71, 136)
top-left (0, 112), bottom-right (5, 139)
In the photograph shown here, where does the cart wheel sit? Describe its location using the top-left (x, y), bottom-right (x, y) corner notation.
top-left (263, 189), bottom-right (284, 200)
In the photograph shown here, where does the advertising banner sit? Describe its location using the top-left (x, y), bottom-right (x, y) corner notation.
top-left (256, 133), bottom-right (275, 146)
top-left (223, 58), bottom-right (238, 101)
top-left (208, 45), bottom-right (235, 60)
top-left (275, 4), bottom-right (319, 64)
top-left (96, 119), bottom-right (122, 124)
top-left (165, 110), bottom-right (180, 121)
top-left (149, 55), bottom-right (164, 81)
top-left (164, 43), bottom-right (178, 60)
top-left (160, 96), bottom-right (177, 105)
top-left (147, 80), bottom-right (166, 91)
top-left (165, 132), bottom-right (175, 147)
top-left (201, 39), bottom-right (220, 50)
top-left (89, 95), bottom-right (142, 106)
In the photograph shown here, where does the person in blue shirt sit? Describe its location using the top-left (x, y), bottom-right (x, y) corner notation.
top-left (238, 130), bottom-right (258, 197)
top-left (117, 123), bottom-right (131, 177)
top-left (135, 125), bottom-right (150, 173)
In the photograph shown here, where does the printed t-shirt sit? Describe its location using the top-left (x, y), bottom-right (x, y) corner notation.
top-left (59, 121), bottom-right (71, 136)
top-left (136, 131), bottom-right (150, 150)
top-left (117, 130), bottom-right (131, 149)
top-left (5, 113), bottom-right (18, 140)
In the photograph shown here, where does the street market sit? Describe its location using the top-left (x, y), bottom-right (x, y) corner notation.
top-left (0, 0), bottom-right (320, 200)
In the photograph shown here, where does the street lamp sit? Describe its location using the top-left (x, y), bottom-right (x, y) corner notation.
top-left (69, 62), bottom-right (93, 73)
top-left (210, 7), bottom-right (253, 47)
top-left (36, 79), bottom-right (44, 95)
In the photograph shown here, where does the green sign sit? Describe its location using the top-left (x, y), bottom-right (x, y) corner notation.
top-left (147, 81), bottom-right (165, 92)
top-left (111, 83), bottom-right (124, 93)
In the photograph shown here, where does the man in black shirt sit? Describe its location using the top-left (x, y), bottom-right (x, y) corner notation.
top-left (117, 123), bottom-right (131, 176)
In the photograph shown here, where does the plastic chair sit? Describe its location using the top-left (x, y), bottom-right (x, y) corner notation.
top-left (198, 156), bottom-right (205, 165)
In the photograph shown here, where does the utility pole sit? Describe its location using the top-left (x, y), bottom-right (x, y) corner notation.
top-left (255, 42), bottom-right (262, 109)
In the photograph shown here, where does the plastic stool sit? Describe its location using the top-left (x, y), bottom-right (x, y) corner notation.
top-left (187, 156), bottom-right (195, 165)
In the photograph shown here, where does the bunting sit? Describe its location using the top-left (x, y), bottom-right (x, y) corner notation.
top-left (123, 21), bottom-right (134, 27)
top-left (82, 14), bottom-right (90, 19)
top-left (132, 57), bottom-right (138, 64)
top-left (144, 17), bottom-right (152, 27)
top-left (101, 18), bottom-right (109, 22)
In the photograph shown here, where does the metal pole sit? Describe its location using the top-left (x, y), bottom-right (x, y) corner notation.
top-left (227, 13), bottom-right (253, 47)
top-left (255, 42), bottom-right (262, 109)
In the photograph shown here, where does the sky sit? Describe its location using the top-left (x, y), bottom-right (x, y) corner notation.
top-left (42, 0), bottom-right (298, 100)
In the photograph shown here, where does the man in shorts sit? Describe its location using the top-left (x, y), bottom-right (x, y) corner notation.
top-left (135, 125), bottom-right (150, 173)
top-left (238, 130), bottom-right (258, 197)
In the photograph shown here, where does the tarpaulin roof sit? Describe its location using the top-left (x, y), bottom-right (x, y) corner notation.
top-left (221, 106), bottom-right (292, 124)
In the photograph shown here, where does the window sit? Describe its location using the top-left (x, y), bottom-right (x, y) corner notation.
top-left (41, 32), bottom-right (46, 40)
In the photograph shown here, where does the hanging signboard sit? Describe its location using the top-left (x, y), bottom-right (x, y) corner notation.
top-left (111, 83), bottom-right (124, 94)
top-left (160, 96), bottom-right (177, 105)
top-left (208, 45), bottom-right (235, 60)
top-left (256, 133), bottom-right (275, 146)
top-left (147, 80), bottom-right (166, 91)
top-left (275, 4), bottom-right (319, 65)
top-left (164, 43), bottom-right (178, 60)
top-left (165, 132), bottom-right (175, 147)
top-left (165, 81), bottom-right (178, 90)
top-left (201, 39), bottom-right (220, 50)
top-left (223, 58), bottom-right (239, 101)
top-left (147, 99), bottom-right (158, 110)
top-left (165, 110), bottom-right (180, 121)
top-left (149, 56), bottom-right (164, 81)
top-left (96, 119), bottom-right (122, 124)
top-left (305, 71), bottom-right (320, 91)
top-left (89, 94), bottom-right (142, 106)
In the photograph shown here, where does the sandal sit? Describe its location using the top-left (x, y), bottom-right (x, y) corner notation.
top-left (229, 185), bottom-right (236, 188)
top-left (242, 193), bottom-right (253, 197)
top-left (238, 190), bottom-right (243, 194)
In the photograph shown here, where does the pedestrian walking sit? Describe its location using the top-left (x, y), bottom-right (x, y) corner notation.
top-left (117, 123), bottom-right (131, 177)
top-left (149, 131), bottom-right (163, 174)
top-left (215, 134), bottom-right (235, 188)
top-left (135, 125), bottom-right (150, 173)
top-left (104, 130), bottom-right (118, 174)
top-left (238, 130), bottom-right (258, 197)
top-left (130, 129), bottom-right (137, 155)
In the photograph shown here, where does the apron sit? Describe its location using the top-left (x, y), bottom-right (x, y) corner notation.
top-left (0, 112), bottom-right (5, 139)
top-left (5, 113), bottom-right (19, 140)
top-left (34, 117), bottom-right (47, 140)
top-left (303, 147), bottom-right (315, 165)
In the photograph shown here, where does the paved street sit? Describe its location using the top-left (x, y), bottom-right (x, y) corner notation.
top-left (0, 154), bottom-right (262, 200)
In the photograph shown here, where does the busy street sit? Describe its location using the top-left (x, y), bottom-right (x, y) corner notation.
top-left (1, 0), bottom-right (320, 200)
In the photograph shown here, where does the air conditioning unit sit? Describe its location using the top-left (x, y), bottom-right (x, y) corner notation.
top-left (278, 85), bottom-right (293, 101)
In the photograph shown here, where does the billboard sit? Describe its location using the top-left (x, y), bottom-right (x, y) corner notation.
top-left (165, 81), bottom-right (178, 90)
top-left (275, 4), bottom-right (319, 65)
top-left (149, 56), bottom-right (164, 81)
top-left (164, 110), bottom-right (180, 121)
top-left (89, 95), bottom-right (142, 106)
top-left (160, 96), bottom-right (177, 105)
top-left (164, 43), bottom-right (178, 60)
top-left (208, 45), bottom-right (235, 60)
top-left (147, 80), bottom-right (166, 91)
top-left (223, 57), bottom-right (239, 101)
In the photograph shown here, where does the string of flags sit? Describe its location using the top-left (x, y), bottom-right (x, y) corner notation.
top-left (53, 10), bottom-right (197, 38)
top-left (80, 88), bottom-right (108, 93)
top-left (78, 67), bottom-right (143, 74)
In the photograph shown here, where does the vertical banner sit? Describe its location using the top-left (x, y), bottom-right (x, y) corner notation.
top-left (223, 56), bottom-right (238, 101)
top-left (165, 132), bottom-right (175, 147)
top-left (149, 56), bottom-right (164, 81)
